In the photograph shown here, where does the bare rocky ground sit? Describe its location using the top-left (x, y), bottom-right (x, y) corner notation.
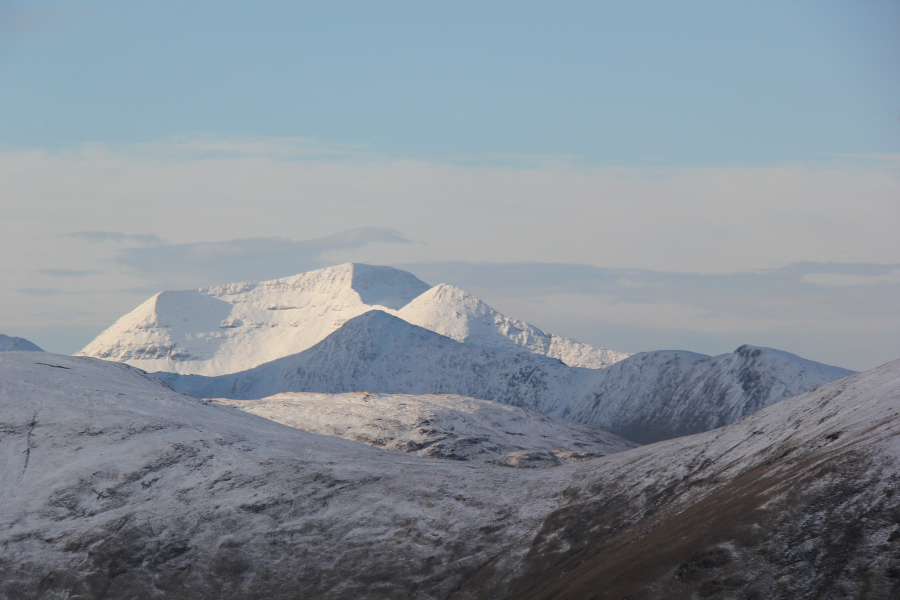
top-left (1, 352), bottom-right (898, 599)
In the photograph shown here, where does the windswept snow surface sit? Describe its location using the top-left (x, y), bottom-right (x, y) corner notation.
top-left (77, 263), bottom-right (629, 375)
top-left (0, 334), bottom-right (42, 352)
top-left (3, 351), bottom-right (900, 598)
top-left (160, 311), bottom-right (854, 443)
top-left (211, 391), bottom-right (637, 467)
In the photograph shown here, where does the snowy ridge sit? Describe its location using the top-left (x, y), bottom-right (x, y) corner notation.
top-left (396, 283), bottom-right (630, 368)
top-left (470, 359), bottom-right (900, 598)
top-left (159, 311), bottom-right (853, 443)
top-left (565, 343), bottom-right (857, 443)
top-left (0, 334), bottom-right (42, 352)
top-left (2, 350), bottom-right (900, 598)
top-left (77, 263), bottom-right (431, 375)
top-left (211, 391), bottom-right (637, 467)
top-left (159, 310), bottom-right (589, 418)
top-left (78, 263), bottom-right (629, 375)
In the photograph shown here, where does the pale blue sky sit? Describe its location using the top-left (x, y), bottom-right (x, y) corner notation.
top-left (2, 1), bottom-right (898, 164)
top-left (1, 1), bottom-right (899, 370)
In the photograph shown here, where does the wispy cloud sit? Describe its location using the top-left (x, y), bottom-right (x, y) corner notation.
top-left (136, 133), bottom-right (379, 161)
top-left (395, 260), bottom-right (900, 370)
top-left (400, 260), bottom-right (900, 323)
top-left (68, 231), bottom-right (163, 246)
top-left (37, 268), bottom-right (101, 278)
top-left (17, 287), bottom-right (60, 297)
top-left (114, 227), bottom-right (413, 288)
top-left (826, 153), bottom-right (900, 169)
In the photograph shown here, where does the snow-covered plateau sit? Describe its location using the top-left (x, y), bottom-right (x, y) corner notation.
top-left (210, 391), bottom-right (638, 467)
top-left (2, 351), bottom-right (899, 599)
top-left (77, 263), bottom-right (630, 375)
top-left (160, 310), bottom-right (853, 443)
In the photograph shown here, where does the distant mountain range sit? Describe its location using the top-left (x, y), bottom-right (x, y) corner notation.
top-left (159, 309), bottom-right (853, 444)
top-left (77, 263), bottom-right (855, 444)
top-left (78, 263), bottom-right (628, 375)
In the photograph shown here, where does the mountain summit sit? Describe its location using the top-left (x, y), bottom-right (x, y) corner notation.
top-left (78, 263), bottom-right (629, 375)
top-left (78, 263), bottom-right (431, 375)
top-left (397, 283), bottom-right (630, 368)
top-left (159, 311), bottom-right (853, 443)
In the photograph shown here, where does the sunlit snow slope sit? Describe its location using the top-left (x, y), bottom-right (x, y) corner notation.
top-left (77, 263), bottom-right (628, 375)
top-left (160, 311), bottom-right (854, 443)
top-left (396, 283), bottom-right (629, 368)
top-left (211, 391), bottom-right (637, 467)
top-left (77, 263), bottom-right (431, 375)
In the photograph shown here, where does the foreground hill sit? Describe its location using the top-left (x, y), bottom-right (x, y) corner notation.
top-left (211, 391), bottom-right (637, 467)
top-left (161, 311), bottom-right (853, 443)
top-left (77, 263), bottom-right (628, 375)
top-left (456, 357), bottom-right (900, 599)
top-left (1, 352), bottom-right (898, 599)
top-left (0, 351), bottom-right (562, 600)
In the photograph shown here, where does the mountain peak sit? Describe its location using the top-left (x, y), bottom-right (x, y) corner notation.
top-left (0, 334), bottom-right (43, 352)
top-left (79, 264), bottom-right (430, 375)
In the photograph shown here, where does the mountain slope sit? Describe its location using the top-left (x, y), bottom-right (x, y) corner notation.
top-left (211, 391), bottom-right (638, 467)
top-left (0, 334), bottom-right (42, 352)
top-left (0, 351), bottom-right (565, 600)
top-left (566, 343), bottom-right (857, 443)
top-left (396, 283), bottom-right (630, 368)
top-left (454, 358), bottom-right (900, 600)
top-left (3, 349), bottom-right (899, 599)
top-left (77, 263), bottom-right (431, 375)
top-left (78, 263), bottom-right (629, 375)
top-left (159, 311), bottom-right (853, 443)
top-left (159, 310), bottom-right (589, 418)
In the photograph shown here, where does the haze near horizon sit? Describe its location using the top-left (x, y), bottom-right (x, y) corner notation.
top-left (1, 0), bottom-right (898, 371)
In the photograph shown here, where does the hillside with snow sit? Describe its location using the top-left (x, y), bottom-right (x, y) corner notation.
top-left (396, 283), bottom-right (630, 368)
top-left (0, 334), bottom-right (42, 352)
top-left (160, 310), bottom-right (853, 443)
top-left (2, 350), bottom-right (898, 598)
top-left (211, 391), bottom-right (637, 467)
top-left (77, 263), bottom-right (629, 375)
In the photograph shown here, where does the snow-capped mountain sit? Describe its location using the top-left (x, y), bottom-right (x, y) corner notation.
top-left (159, 310), bottom-right (853, 443)
top-left (0, 334), bottom-right (42, 352)
top-left (566, 343), bottom-right (858, 443)
top-left (211, 391), bottom-right (637, 467)
top-left (77, 263), bottom-right (629, 375)
top-left (77, 263), bottom-right (431, 375)
top-left (3, 350), bottom-right (898, 599)
top-left (396, 283), bottom-right (630, 368)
